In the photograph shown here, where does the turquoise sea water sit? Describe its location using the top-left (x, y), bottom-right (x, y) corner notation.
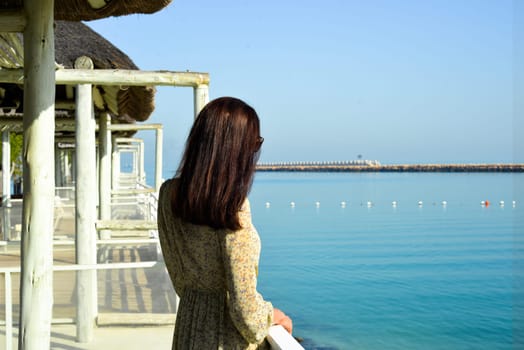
top-left (248, 172), bottom-right (524, 350)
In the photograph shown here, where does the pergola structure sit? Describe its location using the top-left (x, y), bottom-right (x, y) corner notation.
top-left (0, 2), bottom-right (210, 349)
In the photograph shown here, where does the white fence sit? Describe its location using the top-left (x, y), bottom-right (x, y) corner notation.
top-left (1, 261), bottom-right (156, 350)
top-left (2, 183), bottom-right (302, 349)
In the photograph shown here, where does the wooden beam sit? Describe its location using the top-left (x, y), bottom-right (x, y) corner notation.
top-left (115, 137), bottom-right (144, 143)
top-left (0, 119), bottom-right (166, 133)
top-left (96, 220), bottom-right (158, 231)
top-left (0, 68), bottom-right (210, 87)
top-left (111, 188), bottom-right (156, 195)
top-left (107, 123), bottom-right (163, 131)
top-left (0, 10), bottom-right (26, 32)
top-left (19, 0), bottom-right (55, 349)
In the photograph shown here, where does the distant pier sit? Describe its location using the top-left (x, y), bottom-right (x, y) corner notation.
top-left (256, 161), bottom-right (524, 172)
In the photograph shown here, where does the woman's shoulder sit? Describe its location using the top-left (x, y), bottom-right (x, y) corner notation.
top-left (160, 177), bottom-right (177, 190)
top-left (158, 178), bottom-right (179, 210)
top-left (159, 178), bottom-right (179, 196)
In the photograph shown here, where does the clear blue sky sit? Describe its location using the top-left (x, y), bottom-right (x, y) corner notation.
top-left (88, 0), bottom-right (521, 176)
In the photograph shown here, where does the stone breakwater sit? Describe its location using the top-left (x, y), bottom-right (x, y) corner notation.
top-left (256, 163), bottom-right (524, 172)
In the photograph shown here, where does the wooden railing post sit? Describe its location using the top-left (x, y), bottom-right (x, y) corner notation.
top-left (5, 271), bottom-right (12, 350)
top-left (155, 127), bottom-right (163, 192)
top-left (99, 112), bottom-right (112, 239)
top-left (2, 131), bottom-right (11, 241)
top-left (193, 84), bottom-right (209, 119)
top-left (74, 56), bottom-right (97, 342)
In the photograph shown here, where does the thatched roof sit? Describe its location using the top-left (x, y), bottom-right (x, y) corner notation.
top-left (0, 0), bottom-right (172, 21)
top-left (0, 20), bottom-right (155, 124)
top-left (55, 20), bottom-right (155, 122)
top-left (55, 0), bottom-right (172, 21)
top-left (55, 20), bottom-right (138, 69)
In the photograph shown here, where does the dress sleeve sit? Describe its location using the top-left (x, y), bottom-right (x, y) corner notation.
top-left (220, 204), bottom-right (274, 344)
top-left (157, 180), bottom-right (185, 295)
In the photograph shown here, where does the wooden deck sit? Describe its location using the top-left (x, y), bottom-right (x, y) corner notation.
top-left (0, 242), bottom-right (177, 323)
top-left (0, 199), bottom-right (176, 325)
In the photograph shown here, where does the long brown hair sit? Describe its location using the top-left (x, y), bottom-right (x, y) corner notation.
top-left (171, 97), bottom-right (262, 230)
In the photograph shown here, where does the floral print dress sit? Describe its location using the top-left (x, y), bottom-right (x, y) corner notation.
top-left (157, 179), bottom-right (274, 349)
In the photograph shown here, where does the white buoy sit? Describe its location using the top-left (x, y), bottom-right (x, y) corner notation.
top-left (315, 201), bottom-right (320, 208)
top-left (442, 201), bottom-right (447, 206)
top-left (418, 201), bottom-right (423, 206)
top-left (290, 201), bottom-right (295, 208)
top-left (265, 202), bottom-right (270, 208)
top-left (392, 201), bottom-right (397, 207)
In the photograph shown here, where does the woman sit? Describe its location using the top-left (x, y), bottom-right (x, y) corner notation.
top-left (157, 97), bottom-right (292, 349)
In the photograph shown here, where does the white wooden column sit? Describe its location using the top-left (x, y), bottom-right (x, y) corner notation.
top-left (2, 131), bottom-right (11, 207)
top-left (155, 127), bottom-right (163, 192)
top-left (111, 136), bottom-right (119, 190)
top-left (74, 56), bottom-right (97, 342)
top-left (64, 149), bottom-right (72, 185)
top-left (54, 144), bottom-right (62, 187)
top-left (138, 140), bottom-right (145, 184)
top-left (99, 112), bottom-right (112, 239)
top-left (193, 84), bottom-right (209, 119)
top-left (19, 0), bottom-right (55, 349)
top-left (132, 146), bottom-right (138, 176)
top-left (2, 131), bottom-right (11, 241)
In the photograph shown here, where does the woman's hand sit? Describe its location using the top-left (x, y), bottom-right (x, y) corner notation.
top-left (273, 308), bottom-right (293, 335)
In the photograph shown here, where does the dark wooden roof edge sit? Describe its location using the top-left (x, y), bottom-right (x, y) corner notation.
top-left (0, 0), bottom-right (173, 21)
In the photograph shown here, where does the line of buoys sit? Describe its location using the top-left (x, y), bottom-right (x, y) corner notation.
top-left (262, 200), bottom-right (518, 208)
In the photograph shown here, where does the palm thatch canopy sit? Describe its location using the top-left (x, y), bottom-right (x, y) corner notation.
top-left (1, 0), bottom-right (172, 21)
top-left (55, 20), bottom-right (155, 123)
top-left (0, 20), bottom-right (155, 133)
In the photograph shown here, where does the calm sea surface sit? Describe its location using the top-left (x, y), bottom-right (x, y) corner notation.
top-left (248, 172), bottom-right (524, 350)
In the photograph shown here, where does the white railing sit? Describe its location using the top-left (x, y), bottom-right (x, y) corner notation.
top-left (1, 261), bottom-right (157, 350)
top-left (2, 261), bottom-right (303, 350)
top-left (55, 186), bottom-right (75, 201)
top-left (3, 180), bottom-right (302, 350)
top-left (268, 325), bottom-right (305, 350)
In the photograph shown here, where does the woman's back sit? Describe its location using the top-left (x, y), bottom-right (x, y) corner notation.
top-left (158, 179), bottom-right (272, 349)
